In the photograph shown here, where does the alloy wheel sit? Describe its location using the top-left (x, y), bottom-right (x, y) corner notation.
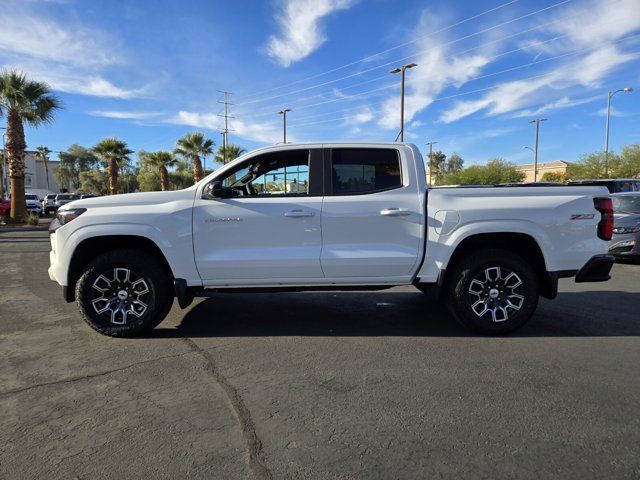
top-left (91, 268), bottom-right (150, 324)
top-left (468, 266), bottom-right (525, 323)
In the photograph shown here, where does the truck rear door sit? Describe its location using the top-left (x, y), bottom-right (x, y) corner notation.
top-left (320, 146), bottom-right (425, 279)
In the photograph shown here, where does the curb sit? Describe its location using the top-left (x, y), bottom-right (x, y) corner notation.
top-left (0, 226), bottom-right (49, 233)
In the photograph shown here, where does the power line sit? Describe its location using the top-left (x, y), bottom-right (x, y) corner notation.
top-left (235, 0), bottom-right (574, 107)
top-left (251, 29), bottom-right (640, 128)
top-left (246, 31), bottom-right (575, 122)
top-left (237, 0), bottom-right (521, 101)
top-left (217, 90), bottom-right (234, 162)
top-left (238, 4), bottom-right (592, 118)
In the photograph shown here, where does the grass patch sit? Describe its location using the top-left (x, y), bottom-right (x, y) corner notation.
top-left (25, 213), bottom-right (40, 226)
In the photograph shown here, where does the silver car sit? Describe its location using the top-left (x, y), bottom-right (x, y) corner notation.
top-left (42, 194), bottom-right (57, 215)
top-left (54, 193), bottom-right (80, 210)
top-left (609, 192), bottom-right (640, 260)
top-left (24, 193), bottom-right (42, 215)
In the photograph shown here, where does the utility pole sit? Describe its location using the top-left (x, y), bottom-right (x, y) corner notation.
top-left (426, 141), bottom-right (437, 186)
top-left (389, 63), bottom-right (417, 142)
top-left (0, 127), bottom-right (5, 198)
top-left (278, 109), bottom-right (291, 144)
top-left (604, 87), bottom-right (632, 176)
top-left (217, 91), bottom-right (234, 164)
top-left (529, 118), bottom-right (547, 182)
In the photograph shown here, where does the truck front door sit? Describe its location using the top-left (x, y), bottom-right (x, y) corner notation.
top-left (193, 148), bottom-right (324, 284)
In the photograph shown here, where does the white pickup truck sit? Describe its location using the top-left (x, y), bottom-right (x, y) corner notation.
top-left (48, 142), bottom-right (614, 337)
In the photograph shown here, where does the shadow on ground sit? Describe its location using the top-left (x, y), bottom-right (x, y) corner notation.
top-left (150, 290), bottom-right (640, 339)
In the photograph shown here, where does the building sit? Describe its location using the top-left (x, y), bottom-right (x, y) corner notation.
top-left (1, 151), bottom-right (61, 198)
top-left (516, 160), bottom-right (569, 182)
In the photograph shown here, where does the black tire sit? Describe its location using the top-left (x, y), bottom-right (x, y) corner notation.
top-left (445, 248), bottom-right (539, 335)
top-left (75, 248), bottom-right (174, 337)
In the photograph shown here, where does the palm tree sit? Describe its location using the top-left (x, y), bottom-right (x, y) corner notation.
top-left (145, 151), bottom-right (177, 191)
top-left (215, 144), bottom-right (246, 165)
top-left (174, 132), bottom-right (214, 183)
top-left (35, 145), bottom-right (52, 191)
top-left (93, 137), bottom-right (133, 195)
top-left (0, 70), bottom-right (61, 221)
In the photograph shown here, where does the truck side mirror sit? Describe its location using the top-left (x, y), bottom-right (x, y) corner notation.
top-left (202, 180), bottom-right (229, 200)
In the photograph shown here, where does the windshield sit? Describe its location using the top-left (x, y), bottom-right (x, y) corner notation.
top-left (57, 195), bottom-right (77, 200)
top-left (25, 195), bottom-right (39, 200)
top-left (613, 195), bottom-right (640, 214)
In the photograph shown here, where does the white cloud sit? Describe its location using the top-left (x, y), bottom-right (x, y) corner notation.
top-left (343, 106), bottom-right (373, 126)
top-left (378, 47), bottom-right (490, 130)
top-left (376, 10), bottom-right (493, 130)
top-left (266, 0), bottom-right (356, 67)
top-left (169, 111), bottom-right (285, 144)
top-left (512, 95), bottom-right (601, 118)
top-left (440, 0), bottom-right (640, 123)
top-left (595, 106), bottom-right (629, 117)
top-left (0, 10), bottom-right (116, 67)
top-left (89, 110), bottom-right (164, 120)
top-left (0, 5), bottom-right (147, 99)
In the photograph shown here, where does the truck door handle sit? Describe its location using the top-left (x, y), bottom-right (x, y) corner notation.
top-left (284, 210), bottom-right (315, 218)
top-left (380, 208), bottom-right (411, 216)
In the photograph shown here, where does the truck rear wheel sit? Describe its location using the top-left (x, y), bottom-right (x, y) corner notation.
top-left (75, 249), bottom-right (174, 337)
top-left (445, 248), bottom-right (539, 335)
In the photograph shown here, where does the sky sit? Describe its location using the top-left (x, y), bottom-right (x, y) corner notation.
top-left (1, 0), bottom-right (639, 168)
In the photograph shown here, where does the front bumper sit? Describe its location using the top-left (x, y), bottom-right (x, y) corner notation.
top-left (575, 254), bottom-right (615, 283)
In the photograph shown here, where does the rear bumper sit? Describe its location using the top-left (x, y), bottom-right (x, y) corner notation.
top-left (575, 254), bottom-right (615, 283)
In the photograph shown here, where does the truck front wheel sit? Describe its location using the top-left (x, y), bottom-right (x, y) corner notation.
top-left (75, 249), bottom-right (174, 337)
top-left (445, 248), bottom-right (539, 335)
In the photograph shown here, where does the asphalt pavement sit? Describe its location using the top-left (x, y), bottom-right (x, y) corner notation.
top-left (1, 230), bottom-right (639, 480)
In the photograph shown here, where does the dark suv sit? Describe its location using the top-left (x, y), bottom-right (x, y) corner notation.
top-left (567, 179), bottom-right (640, 193)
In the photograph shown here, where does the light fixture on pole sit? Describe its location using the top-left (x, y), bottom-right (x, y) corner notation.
top-left (528, 118), bottom-right (547, 182)
top-left (278, 109), bottom-right (291, 144)
top-left (426, 141), bottom-right (437, 186)
top-left (389, 63), bottom-right (417, 142)
top-left (604, 87), bottom-right (632, 177)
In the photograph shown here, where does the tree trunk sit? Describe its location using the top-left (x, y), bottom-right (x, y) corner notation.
top-left (160, 166), bottom-right (169, 191)
top-left (193, 154), bottom-right (204, 183)
top-left (44, 156), bottom-right (51, 191)
top-left (7, 109), bottom-right (27, 221)
top-left (108, 158), bottom-right (118, 195)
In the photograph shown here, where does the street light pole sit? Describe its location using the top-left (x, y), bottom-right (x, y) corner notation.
top-left (390, 63), bottom-right (417, 142)
top-left (529, 118), bottom-right (547, 182)
top-left (604, 87), bottom-right (633, 176)
top-left (426, 141), bottom-right (437, 186)
top-left (278, 109), bottom-right (291, 144)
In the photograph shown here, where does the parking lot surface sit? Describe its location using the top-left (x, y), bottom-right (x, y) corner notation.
top-left (1, 230), bottom-right (639, 479)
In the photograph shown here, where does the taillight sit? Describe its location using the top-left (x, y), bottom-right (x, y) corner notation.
top-left (594, 197), bottom-right (613, 241)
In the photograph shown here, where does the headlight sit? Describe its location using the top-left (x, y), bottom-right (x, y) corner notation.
top-left (49, 208), bottom-right (86, 233)
top-left (612, 226), bottom-right (640, 234)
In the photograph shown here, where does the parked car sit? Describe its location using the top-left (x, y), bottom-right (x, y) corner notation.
top-left (4, 194), bottom-right (42, 216)
top-left (24, 194), bottom-right (42, 215)
top-left (609, 192), bottom-right (640, 260)
top-left (79, 193), bottom-right (98, 199)
top-left (0, 198), bottom-right (9, 217)
top-left (568, 179), bottom-right (640, 193)
top-left (54, 193), bottom-right (80, 210)
top-left (42, 194), bottom-right (57, 215)
top-left (49, 142), bottom-right (614, 338)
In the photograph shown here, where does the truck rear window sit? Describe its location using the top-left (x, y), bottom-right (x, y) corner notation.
top-left (330, 148), bottom-right (401, 195)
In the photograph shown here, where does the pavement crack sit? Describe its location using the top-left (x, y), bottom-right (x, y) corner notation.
top-left (0, 350), bottom-right (193, 397)
top-left (181, 337), bottom-right (272, 480)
